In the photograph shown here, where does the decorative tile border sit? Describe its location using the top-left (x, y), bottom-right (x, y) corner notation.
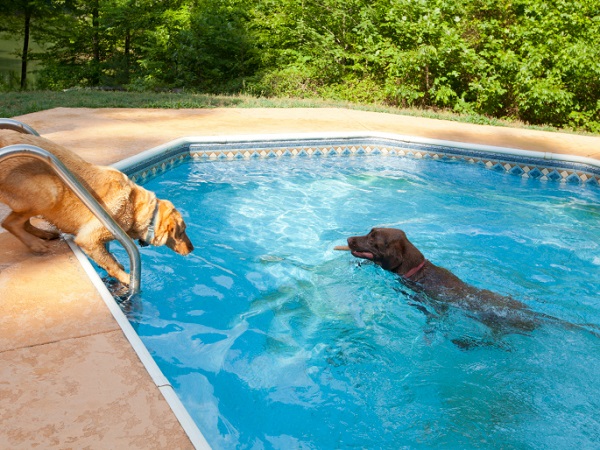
top-left (124, 137), bottom-right (600, 187)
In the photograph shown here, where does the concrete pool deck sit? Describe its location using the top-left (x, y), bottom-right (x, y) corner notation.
top-left (1, 107), bottom-right (600, 449)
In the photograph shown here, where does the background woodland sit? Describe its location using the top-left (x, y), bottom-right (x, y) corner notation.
top-left (2, 0), bottom-right (599, 131)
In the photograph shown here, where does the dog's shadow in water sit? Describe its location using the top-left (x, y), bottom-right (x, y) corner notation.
top-left (355, 259), bottom-right (509, 351)
top-left (389, 282), bottom-right (518, 352)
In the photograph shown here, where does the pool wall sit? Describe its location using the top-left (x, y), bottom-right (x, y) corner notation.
top-left (74, 132), bottom-right (600, 449)
top-left (114, 132), bottom-right (600, 186)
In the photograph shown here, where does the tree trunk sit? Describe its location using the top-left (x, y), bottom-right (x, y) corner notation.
top-left (124, 29), bottom-right (130, 84)
top-left (20, 5), bottom-right (32, 90)
top-left (92, 0), bottom-right (100, 86)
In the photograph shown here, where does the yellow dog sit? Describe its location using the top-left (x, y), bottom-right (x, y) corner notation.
top-left (0, 130), bottom-right (193, 285)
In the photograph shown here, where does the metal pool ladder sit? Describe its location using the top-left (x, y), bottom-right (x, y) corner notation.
top-left (0, 118), bottom-right (141, 296)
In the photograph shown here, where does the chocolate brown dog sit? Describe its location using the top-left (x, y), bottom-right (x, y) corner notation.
top-left (346, 227), bottom-right (592, 336)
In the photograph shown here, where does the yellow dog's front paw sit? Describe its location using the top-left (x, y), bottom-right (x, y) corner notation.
top-left (114, 271), bottom-right (131, 286)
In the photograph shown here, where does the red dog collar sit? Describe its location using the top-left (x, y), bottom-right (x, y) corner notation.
top-left (403, 259), bottom-right (427, 279)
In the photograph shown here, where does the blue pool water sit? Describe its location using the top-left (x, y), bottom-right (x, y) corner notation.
top-left (113, 155), bottom-right (599, 449)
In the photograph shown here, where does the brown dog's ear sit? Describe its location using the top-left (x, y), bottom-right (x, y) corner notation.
top-left (380, 239), bottom-right (405, 272)
top-left (379, 230), bottom-right (424, 275)
top-left (397, 235), bottom-right (425, 276)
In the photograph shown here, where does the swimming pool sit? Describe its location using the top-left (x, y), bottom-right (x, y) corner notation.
top-left (102, 134), bottom-right (600, 449)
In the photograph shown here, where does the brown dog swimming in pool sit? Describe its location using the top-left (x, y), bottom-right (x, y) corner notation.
top-left (0, 130), bottom-right (194, 286)
top-left (342, 227), bottom-right (596, 338)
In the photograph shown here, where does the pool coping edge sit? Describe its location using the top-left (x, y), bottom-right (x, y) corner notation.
top-left (66, 239), bottom-right (212, 450)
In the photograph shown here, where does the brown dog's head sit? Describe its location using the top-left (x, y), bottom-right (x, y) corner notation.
top-left (150, 199), bottom-right (194, 255)
top-left (347, 228), bottom-right (424, 276)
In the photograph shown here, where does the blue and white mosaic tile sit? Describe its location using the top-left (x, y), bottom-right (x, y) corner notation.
top-left (127, 138), bottom-right (600, 187)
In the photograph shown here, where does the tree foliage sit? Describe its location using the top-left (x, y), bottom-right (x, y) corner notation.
top-left (0, 0), bottom-right (62, 89)
top-left (1, 0), bottom-right (599, 130)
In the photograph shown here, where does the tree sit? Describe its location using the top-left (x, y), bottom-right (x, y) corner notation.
top-left (0, 0), bottom-right (57, 89)
top-left (2, 0), bottom-right (599, 130)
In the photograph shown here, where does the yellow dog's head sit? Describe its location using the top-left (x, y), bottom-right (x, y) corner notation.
top-left (149, 199), bottom-right (194, 255)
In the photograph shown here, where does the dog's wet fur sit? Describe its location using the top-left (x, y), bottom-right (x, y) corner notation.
top-left (347, 227), bottom-right (597, 341)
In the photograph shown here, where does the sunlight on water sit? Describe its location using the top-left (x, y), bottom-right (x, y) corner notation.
top-left (113, 155), bottom-right (600, 449)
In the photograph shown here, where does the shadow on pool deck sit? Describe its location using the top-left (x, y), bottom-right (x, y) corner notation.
top-left (1, 107), bottom-right (599, 449)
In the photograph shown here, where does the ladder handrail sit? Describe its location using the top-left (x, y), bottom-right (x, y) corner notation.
top-left (0, 143), bottom-right (141, 296)
top-left (0, 118), bottom-right (41, 136)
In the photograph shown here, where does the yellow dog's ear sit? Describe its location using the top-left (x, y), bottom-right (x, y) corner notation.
top-left (153, 200), bottom-right (176, 246)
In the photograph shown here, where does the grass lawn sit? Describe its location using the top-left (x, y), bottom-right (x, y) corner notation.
top-left (1, 88), bottom-right (585, 136)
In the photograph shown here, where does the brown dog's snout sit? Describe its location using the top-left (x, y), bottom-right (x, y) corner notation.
top-left (347, 235), bottom-right (367, 251)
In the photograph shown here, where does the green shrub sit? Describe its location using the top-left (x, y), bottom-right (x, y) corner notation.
top-left (3, 0), bottom-right (599, 131)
